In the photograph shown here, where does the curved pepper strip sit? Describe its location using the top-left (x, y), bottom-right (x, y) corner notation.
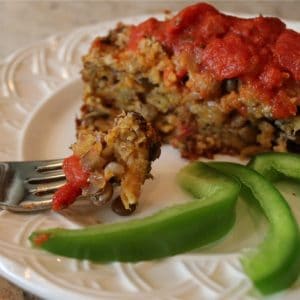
top-left (248, 152), bottom-right (300, 182)
top-left (209, 161), bottom-right (300, 295)
top-left (29, 163), bottom-right (239, 262)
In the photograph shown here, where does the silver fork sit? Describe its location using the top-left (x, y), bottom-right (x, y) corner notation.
top-left (0, 159), bottom-right (65, 212)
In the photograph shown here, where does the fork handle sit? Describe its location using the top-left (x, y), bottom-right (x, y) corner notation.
top-left (0, 163), bottom-right (9, 201)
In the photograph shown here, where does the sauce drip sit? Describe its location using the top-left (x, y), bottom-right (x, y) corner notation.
top-left (52, 155), bottom-right (89, 211)
top-left (128, 3), bottom-right (300, 119)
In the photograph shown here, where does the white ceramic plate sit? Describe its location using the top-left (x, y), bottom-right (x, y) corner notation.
top-left (1, 13), bottom-right (300, 300)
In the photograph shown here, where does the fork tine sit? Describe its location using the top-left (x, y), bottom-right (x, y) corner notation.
top-left (24, 192), bottom-right (53, 201)
top-left (35, 160), bottom-right (63, 172)
top-left (29, 182), bottom-right (65, 196)
top-left (20, 199), bottom-right (52, 210)
top-left (27, 173), bottom-right (66, 184)
top-left (0, 199), bottom-right (52, 212)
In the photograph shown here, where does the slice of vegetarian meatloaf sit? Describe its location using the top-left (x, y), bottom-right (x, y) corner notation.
top-left (53, 112), bottom-right (160, 214)
top-left (79, 2), bottom-right (300, 159)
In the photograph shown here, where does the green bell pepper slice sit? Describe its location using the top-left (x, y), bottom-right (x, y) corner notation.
top-left (29, 162), bottom-right (239, 262)
top-left (248, 152), bottom-right (300, 182)
top-left (209, 161), bottom-right (300, 295)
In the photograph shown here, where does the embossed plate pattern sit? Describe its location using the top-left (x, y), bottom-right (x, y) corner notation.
top-left (1, 14), bottom-right (300, 300)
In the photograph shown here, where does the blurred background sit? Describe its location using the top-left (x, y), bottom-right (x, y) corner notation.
top-left (1, 0), bottom-right (300, 60)
top-left (0, 1), bottom-right (299, 299)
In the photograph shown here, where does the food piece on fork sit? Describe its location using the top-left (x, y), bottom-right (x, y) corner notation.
top-left (53, 112), bottom-right (161, 214)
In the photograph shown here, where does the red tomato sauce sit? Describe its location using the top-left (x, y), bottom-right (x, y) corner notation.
top-left (128, 3), bottom-right (300, 119)
top-left (52, 155), bottom-right (89, 211)
top-left (32, 233), bottom-right (51, 246)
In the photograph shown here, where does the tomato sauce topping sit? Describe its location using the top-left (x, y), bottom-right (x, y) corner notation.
top-left (52, 155), bottom-right (89, 211)
top-left (32, 233), bottom-right (51, 246)
top-left (128, 3), bottom-right (300, 119)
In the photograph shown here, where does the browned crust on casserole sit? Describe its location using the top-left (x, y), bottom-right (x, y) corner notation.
top-left (78, 23), bottom-right (300, 159)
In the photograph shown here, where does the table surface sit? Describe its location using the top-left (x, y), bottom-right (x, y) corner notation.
top-left (1, 1), bottom-right (299, 299)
